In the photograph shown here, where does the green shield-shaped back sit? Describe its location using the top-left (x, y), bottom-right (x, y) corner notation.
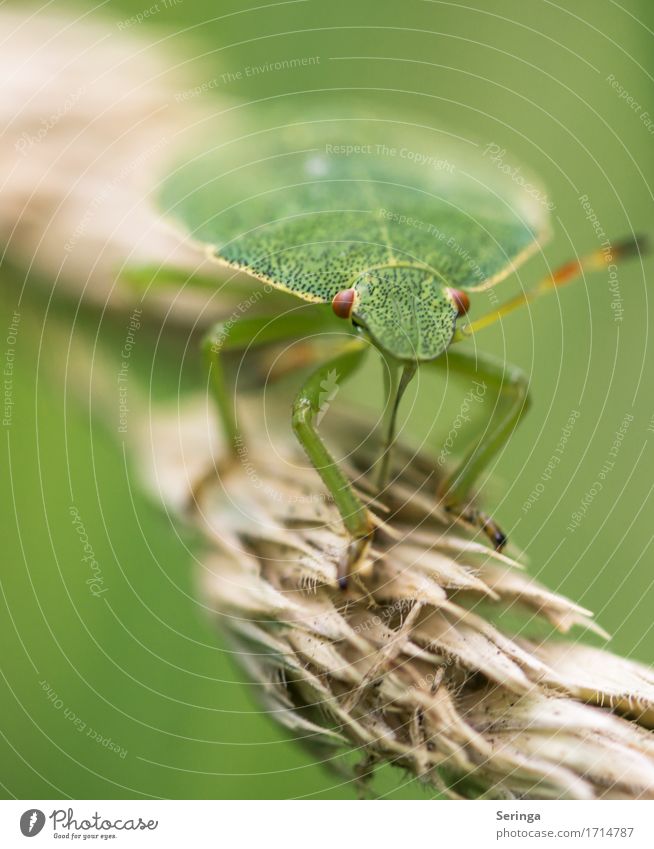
top-left (159, 113), bottom-right (551, 359)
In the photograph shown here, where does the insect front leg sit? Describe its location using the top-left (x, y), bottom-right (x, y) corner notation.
top-left (291, 342), bottom-right (373, 587)
top-left (202, 310), bottom-right (334, 455)
top-left (427, 348), bottom-right (530, 549)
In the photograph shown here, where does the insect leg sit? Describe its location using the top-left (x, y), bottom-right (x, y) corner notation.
top-left (202, 311), bottom-right (333, 455)
top-left (291, 342), bottom-right (373, 586)
top-left (427, 348), bottom-right (530, 548)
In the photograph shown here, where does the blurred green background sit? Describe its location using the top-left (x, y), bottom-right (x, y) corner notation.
top-left (1, 0), bottom-right (653, 799)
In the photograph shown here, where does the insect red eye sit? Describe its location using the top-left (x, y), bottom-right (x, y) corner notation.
top-left (448, 288), bottom-right (470, 316)
top-left (331, 288), bottom-right (356, 319)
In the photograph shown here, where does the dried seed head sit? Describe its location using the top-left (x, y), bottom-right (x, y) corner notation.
top-left (140, 399), bottom-right (654, 799)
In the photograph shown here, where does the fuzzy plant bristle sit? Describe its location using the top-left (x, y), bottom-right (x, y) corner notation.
top-left (139, 399), bottom-right (654, 800)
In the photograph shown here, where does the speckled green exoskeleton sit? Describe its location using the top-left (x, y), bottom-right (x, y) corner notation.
top-left (148, 117), bottom-right (643, 586)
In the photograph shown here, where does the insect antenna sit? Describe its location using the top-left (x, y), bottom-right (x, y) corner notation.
top-left (454, 234), bottom-right (648, 339)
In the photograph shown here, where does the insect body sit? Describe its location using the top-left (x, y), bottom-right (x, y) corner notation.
top-left (155, 116), bottom-right (644, 585)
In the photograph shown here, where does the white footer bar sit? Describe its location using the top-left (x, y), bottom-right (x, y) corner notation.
top-left (1, 799), bottom-right (653, 848)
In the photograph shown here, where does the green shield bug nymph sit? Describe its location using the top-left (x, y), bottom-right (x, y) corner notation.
top-left (153, 115), bottom-right (646, 587)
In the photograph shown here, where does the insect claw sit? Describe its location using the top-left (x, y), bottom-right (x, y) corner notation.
top-left (445, 503), bottom-right (508, 552)
top-left (488, 524), bottom-right (507, 551)
top-left (337, 533), bottom-right (373, 590)
top-left (477, 513), bottom-right (508, 551)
